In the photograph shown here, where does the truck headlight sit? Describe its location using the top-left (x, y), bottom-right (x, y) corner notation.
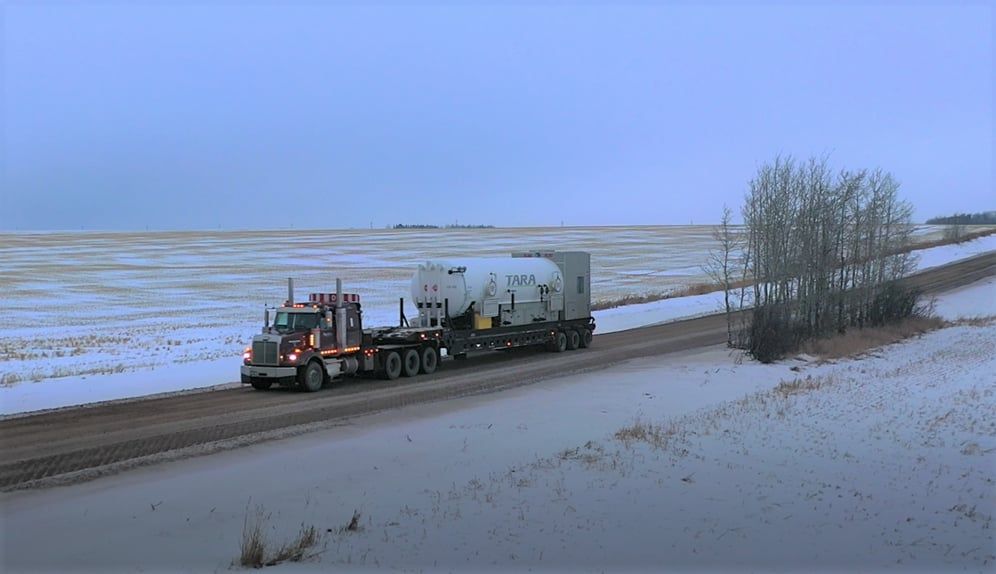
top-left (287, 353), bottom-right (298, 362)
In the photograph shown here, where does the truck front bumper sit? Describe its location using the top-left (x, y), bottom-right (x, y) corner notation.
top-left (241, 364), bottom-right (297, 383)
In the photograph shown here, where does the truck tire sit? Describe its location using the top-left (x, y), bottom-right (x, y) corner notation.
top-left (250, 378), bottom-right (272, 391)
top-left (298, 360), bottom-right (324, 392)
top-left (580, 328), bottom-right (593, 348)
top-left (402, 348), bottom-right (420, 377)
top-left (566, 329), bottom-right (581, 350)
top-left (381, 351), bottom-right (402, 380)
top-left (550, 331), bottom-right (568, 353)
top-left (420, 346), bottom-right (438, 375)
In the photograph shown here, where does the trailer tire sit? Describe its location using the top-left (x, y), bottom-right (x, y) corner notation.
top-left (402, 348), bottom-right (420, 377)
top-left (382, 351), bottom-right (402, 380)
top-left (580, 328), bottom-right (593, 348)
top-left (566, 329), bottom-right (581, 350)
top-left (250, 378), bottom-right (272, 391)
top-left (420, 346), bottom-right (438, 375)
top-left (298, 360), bottom-right (324, 392)
top-left (550, 331), bottom-right (568, 353)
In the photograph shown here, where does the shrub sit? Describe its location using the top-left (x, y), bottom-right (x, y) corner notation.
top-left (866, 283), bottom-right (919, 327)
top-left (745, 305), bottom-right (800, 363)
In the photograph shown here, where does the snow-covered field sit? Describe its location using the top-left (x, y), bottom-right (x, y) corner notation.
top-left (0, 227), bottom-right (993, 416)
top-left (2, 276), bottom-right (993, 572)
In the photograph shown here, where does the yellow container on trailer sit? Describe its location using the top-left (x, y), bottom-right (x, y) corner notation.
top-left (474, 314), bottom-right (492, 330)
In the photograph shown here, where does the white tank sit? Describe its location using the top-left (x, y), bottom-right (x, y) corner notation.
top-left (411, 257), bottom-right (563, 315)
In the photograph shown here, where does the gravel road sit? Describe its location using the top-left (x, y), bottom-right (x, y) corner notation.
top-left (1, 252), bottom-right (992, 491)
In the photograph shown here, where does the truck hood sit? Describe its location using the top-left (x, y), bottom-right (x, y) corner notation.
top-left (254, 331), bottom-right (307, 347)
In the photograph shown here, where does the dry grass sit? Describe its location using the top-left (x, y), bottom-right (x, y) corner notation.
top-left (269, 524), bottom-right (320, 565)
top-left (614, 419), bottom-right (680, 450)
top-left (0, 373), bottom-right (21, 387)
top-left (799, 316), bottom-right (946, 360)
top-left (774, 375), bottom-right (830, 397)
top-left (238, 504), bottom-right (268, 568)
top-left (949, 315), bottom-right (996, 327)
top-left (557, 440), bottom-right (608, 467)
top-left (0, 335), bottom-right (134, 362)
top-left (592, 279), bottom-right (751, 311)
top-left (236, 503), bottom-right (322, 569)
top-left (908, 227), bottom-right (996, 250)
top-left (344, 509), bottom-right (362, 532)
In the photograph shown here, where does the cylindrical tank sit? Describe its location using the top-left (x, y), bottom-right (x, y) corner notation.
top-left (411, 257), bottom-right (563, 315)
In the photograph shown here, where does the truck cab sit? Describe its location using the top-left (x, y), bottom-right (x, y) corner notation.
top-left (241, 288), bottom-right (363, 391)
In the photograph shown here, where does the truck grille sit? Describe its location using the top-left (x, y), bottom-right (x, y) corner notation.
top-left (252, 341), bottom-right (279, 365)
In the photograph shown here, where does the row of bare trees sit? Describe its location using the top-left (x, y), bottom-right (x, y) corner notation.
top-left (708, 156), bottom-right (920, 362)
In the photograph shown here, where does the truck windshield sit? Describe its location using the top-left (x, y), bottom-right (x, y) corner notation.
top-left (273, 312), bottom-right (319, 333)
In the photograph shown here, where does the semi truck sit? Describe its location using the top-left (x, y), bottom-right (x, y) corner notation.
top-left (240, 251), bottom-right (595, 391)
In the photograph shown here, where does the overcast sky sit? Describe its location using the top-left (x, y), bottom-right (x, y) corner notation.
top-left (1, 2), bottom-right (992, 231)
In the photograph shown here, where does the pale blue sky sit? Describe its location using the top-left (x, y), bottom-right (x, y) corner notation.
top-left (1, 2), bottom-right (992, 230)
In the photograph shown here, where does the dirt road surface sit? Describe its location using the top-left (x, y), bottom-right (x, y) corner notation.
top-left (1, 253), bottom-right (992, 491)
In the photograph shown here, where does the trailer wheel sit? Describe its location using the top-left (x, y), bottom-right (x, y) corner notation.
top-left (250, 378), bottom-right (272, 391)
top-left (402, 348), bottom-right (421, 377)
top-left (550, 331), bottom-right (568, 353)
top-left (298, 360), bottom-right (324, 392)
top-left (420, 346), bottom-right (439, 375)
top-left (566, 329), bottom-right (581, 350)
top-left (381, 351), bottom-right (402, 380)
top-left (580, 328), bottom-right (593, 348)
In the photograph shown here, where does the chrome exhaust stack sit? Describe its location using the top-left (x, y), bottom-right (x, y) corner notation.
top-left (335, 278), bottom-right (347, 352)
top-left (287, 278), bottom-right (294, 305)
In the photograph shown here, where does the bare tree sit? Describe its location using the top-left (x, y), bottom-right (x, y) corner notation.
top-left (943, 224), bottom-right (964, 243)
top-left (704, 204), bottom-right (744, 346)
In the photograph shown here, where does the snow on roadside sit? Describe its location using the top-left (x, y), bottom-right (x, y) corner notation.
top-left (3, 288), bottom-right (995, 571)
top-left (0, 235), bottom-right (992, 415)
top-left (931, 275), bottom-right (996, 321)
top-left (914, 233), bottom-right (996, 271)
top-left (0, 357), bottom-right (239, 416)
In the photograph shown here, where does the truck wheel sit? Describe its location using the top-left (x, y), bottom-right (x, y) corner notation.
top-left (381, 351), bottom-right (402, 380)
top-left (420, 346), bottom-right (438, 375)
top-left (580, 328), bottom-right (593, 348)
top-left (250, 378), bottom-right (272, 391)
top-left (402, 348), bottom-right (421, 377)
top-left (566, 329), bottom-right (581, 350)
top-left (298, 360), bottom-right (324, 392)
top-left (550, 331), bottom-right (567, 353)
